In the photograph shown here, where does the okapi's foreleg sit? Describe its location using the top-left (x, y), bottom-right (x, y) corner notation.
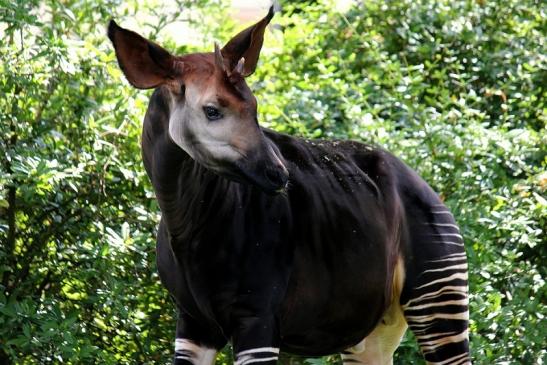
top-left (172, 313), bottom-right (221, 365)
top-left (173, 338), bottom-right (216, 365)
top-left (231, 315), bottom-right (281, 365)
top-left (402, 205), bottom-right (471, 365)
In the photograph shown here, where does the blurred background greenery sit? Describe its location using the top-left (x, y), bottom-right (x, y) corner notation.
top-left (0, 0), bottom-right (545, 363)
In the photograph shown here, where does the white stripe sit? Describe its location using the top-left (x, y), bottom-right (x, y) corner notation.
top-left (237, 347), bottom-right (280, 356)
top-left (175, 339), bottom-right (201, 352)
top-left (431, 211), bottom-right (453, 215)
top-left (406, 298), bottom-right (469, 311)
top-left (426, 223), bottom-right (460, 230)
top-left (420, 331), bottom-right (469, 351)
top-left (422, 263), bottom-right (468, 274)
top-left (176, 355), bottom-right (193, 360)
top-left (405, 312), bottom-right (469, 323)
top-left (431, 233), bottom-right (463, 239)
top-left (415, 331), bottom-right (457, 340)
top-left (402, 286), bottom-right (467, 308)
top-left (174, 338), bottom-right (217, 365)
top-left (427, 256), bottom-right (467, 263)
top-left (415, 272), bottom-right (468, 290)
top-left (437, 252), bottom-right (467, 258)
top-left (235, 348), bottom-right (280, 365)
top-left (431, 241), bottom-right (465, 246)
top-left (240, 357), bottom-right (279, 365)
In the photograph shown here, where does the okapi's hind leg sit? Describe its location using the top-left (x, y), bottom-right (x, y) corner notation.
top-left (402, 205), bottom-right (471, 365)
top-left (341, 258), bottom-right (408, 365)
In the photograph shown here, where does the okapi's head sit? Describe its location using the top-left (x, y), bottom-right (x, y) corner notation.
top-left (108, 7), bottom-right (289, 194)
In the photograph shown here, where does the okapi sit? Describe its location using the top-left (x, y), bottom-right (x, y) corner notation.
top-left (108, 7), bottom-right (471, 365)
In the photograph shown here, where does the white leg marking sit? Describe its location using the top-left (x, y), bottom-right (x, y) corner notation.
top-left (235, 347), bottom-right (280, 365)
top-left (175, 339), bottom-right (217, 365)
top-left (238, 357), bottom-right (279, 365)
top-left (237, 347), bottom-right (280, 356)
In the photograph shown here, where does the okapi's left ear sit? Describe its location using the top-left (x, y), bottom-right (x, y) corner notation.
top-left (107, 20), bottom-right (178, 89)
top-left (221, 6), bottom-right (274, 77)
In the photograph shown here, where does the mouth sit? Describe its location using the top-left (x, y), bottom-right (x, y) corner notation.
top-left (193, 139), bottom-right (290, 194)
top-left (229, 159), bottom-right (289, 195)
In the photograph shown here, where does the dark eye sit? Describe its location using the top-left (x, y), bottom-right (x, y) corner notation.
top-left (203, 106), bottom-right (223, 121)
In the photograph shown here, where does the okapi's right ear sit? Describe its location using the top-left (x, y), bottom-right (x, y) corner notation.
top-left (220, 6), bottom-right (274, 77)
top-left (107, 20), bottom-right (177, 89)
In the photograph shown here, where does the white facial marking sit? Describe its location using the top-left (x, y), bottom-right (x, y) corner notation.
top-left (168, 82), bottom-right (248, 169)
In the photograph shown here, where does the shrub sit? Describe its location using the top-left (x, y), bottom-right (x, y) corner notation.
top-left (1, 0), bottom-right (544, 363)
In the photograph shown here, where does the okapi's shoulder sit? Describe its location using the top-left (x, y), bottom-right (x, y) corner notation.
top-left (262, 128), bottom-right (380, 164)
top-left (263, 129), bottom-right (401, 193)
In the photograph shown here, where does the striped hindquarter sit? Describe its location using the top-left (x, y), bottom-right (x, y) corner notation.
top-left (402, 251), bottom-right (470, 365)
top-left (402, 206), bottom-right (471, 365)
top-left (235, 347), bottom-right (280, 365)
top-left (342, 206), bottom-right (471, 365)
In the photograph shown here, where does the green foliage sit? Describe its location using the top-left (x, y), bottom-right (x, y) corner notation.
top-left (254, 1), bottom-right (546, 363)
top-left (0, 0), bottom-right (227, 363)
top-left (0, 0), bottom-right (545, 364)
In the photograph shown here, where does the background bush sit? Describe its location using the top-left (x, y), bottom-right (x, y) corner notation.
top-left (0, 0), bottom-right (545, 364)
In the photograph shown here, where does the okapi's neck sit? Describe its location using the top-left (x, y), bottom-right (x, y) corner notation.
top-left (143, 87), bottom-right (240, 241)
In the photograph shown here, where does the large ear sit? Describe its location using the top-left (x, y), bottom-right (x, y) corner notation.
top-left (221, 6), bottom-right (274, 77)
top-left (107, 20), bottom-right (177, 89)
